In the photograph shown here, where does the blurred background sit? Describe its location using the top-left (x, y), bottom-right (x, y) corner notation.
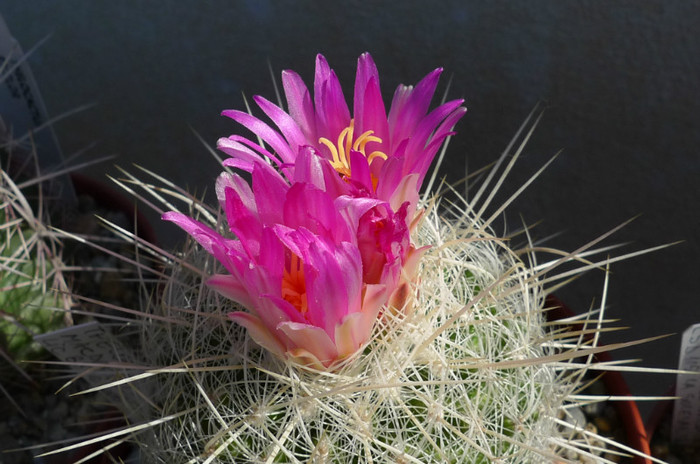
top-left (3, 1), bottom-right (698, 417)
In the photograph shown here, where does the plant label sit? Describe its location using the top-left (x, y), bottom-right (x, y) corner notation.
top-left (34, 321), bottom-right (132, 387)
top-left (671, 322), bottom-right (700, 446)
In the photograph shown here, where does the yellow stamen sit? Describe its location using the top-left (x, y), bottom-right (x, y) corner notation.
top-left (318, 119), bottom-right (389, 180)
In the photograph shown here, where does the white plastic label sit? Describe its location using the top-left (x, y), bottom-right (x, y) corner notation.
top-left (34, 321), bottom-right (128, 386)
top-left (671, 323), bottom-right (700, 446)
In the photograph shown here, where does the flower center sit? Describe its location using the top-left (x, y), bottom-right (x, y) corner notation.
top-left (281, 253), bottom-right (308, 315)
top-left (318, 119), bottom-right (388, 179)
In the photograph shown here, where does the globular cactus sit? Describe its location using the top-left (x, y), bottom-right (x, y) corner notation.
top-left (130, 195), bottom-right (564, 464)
top-left (90, 166), bottom-right (652, 463)
top-left (53, 53), bottom-right (664, 464)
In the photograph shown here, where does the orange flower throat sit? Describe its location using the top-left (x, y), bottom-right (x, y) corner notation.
top-left (281, 253), bottom-right (308, 315)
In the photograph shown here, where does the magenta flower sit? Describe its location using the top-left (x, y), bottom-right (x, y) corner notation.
top-left (164, 162), bottom-right (410, 368)
top-left (218, 52), bottom-right (466, 222)
top-left (164, 53), bottom-right (465, 368)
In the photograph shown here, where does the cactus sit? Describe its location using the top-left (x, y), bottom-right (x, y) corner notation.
top-left (58, 144), bottom-right (666, 464)
top-left (43, 55), bottom-right (670, 463)
top-left (0, 157), bottom-right (72, 385)
top-left (132, 195), bottom-right (562, 463)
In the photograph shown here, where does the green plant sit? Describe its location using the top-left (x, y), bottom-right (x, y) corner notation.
top-left (1, 159), bottom-right (72, 388)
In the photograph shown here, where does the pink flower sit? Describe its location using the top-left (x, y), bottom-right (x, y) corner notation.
top-left (218, 52), bottom-right (466, 222)
top-left (164, 53), bottom-right (465, 368)
top-left (164, 164), bottom-right (410, 368)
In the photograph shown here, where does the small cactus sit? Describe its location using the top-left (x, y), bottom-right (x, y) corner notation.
top-left (0, 160), bottom-right (72, 377)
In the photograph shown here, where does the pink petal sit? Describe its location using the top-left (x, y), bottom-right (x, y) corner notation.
top-left (222, 110), bottom-right (296, 165)
top-left (207, 274), bottom-right (253, 309)
top-left (413, 106), bottom-right (467, 185)
top-left (216, 172), bottom-right (255, 209)
top-left (272, 224), bottom-right (311, 260)
top-left (304, 240), bottom-right (363, 334)
top-left (251, 164), bottom-right (288, 225)
top-left (282, 69), bottom-right (317, 142)
top-left (336, 284), bottom-right (389, 358)
top-left (293, 147), bottom-right (349, 198)
top-left (334, 285), bottom-right (386, 359)
top-left (374, 156), bottom-right (406, 205)
top-left (278, 321), bottom-right (338, 366)
top-left (282, 183), bottom-right (350, 242)
top-left (388, 68), bottom-right (443, 145)
top-left (334, 311), bottom-right (369, 359)
top-left (254, 95), bottom-right (307, 156)
top-left (360, 76), bottom-right (390, 152)
top-left (313, 54), bottom-right (332, 136)
top-left (314, 54), bottom-right (350, 141)
top-left (334, 195), bottom-right (384, 234)
top-left (403, 100), bottom-right (465, 178)
top-left (223, 187), bottom-right (261, 258)
top-left (229, 311), bottom-right (287, 358)
top-left (263, 295), bottom-right (308, 324)
top-left (353, 53), bottom-right (379, 115)
top-left (348, 149), bottom-right (373, 193)
top-left (362, 283), bottom-right (389, 317)
top-left (382, 173), bottom-right (419, 220)
top-left (285, 348), bottom-right (329, 369)
top-left (162, 212), bottom-right (223, 256)
top-left (218, 135), bottom-right (283, 170)
top-left (356, 203), bottom-right (409, 285)
top-left (353, 53), bottom-right (389, 148)
top-left (387, 84), bottom-right (413, 134)
top-left (255, 227), bottom-right (285, 292)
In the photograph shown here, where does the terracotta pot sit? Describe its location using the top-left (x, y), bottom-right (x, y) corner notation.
top-left (644, 384), bottom-right (675, 445)
top-left (546, 295), bottom-right (651, 464)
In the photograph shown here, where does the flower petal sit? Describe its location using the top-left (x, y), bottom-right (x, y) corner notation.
top-left (229, 311), bottom-right (287, 358)
top-left (388, 68), bottom-right (443, 146)
top-left (282, 183), bottom-right (350, 243)
top-left (403, 99), bottom-right (466, 179)
top-left (354, 54), bottom-right (388, 148)
top-left (314, 54), bottom-right (351, 141)
top-left (348, 149), bottom-right (373, 193)
top-left (251, 164), bottom-right (288, 225)
top-left (207, 274), bottom-right (253, 309)
top-left (309, 241), bottom-right (363, 333)
top-left (222, 109), bottom-right (296, 165)
top-left (278, 321), bottom-right (338, 366)
top-left (380, 172), bottom-right (419, 221)
top-left (254, 95), bottom-right (307, 157)
top-left (282, 69), bottom-right (317, 142)
top-left (218, 135), bottom-right (283, 172)
top-left (223, 184), bottom-right (262, 258)
top-left (293, 146), bottom-right (349, 198)
top-left (162, 212), bottom-right (223, 256)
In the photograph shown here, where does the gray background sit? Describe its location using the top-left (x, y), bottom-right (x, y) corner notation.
top-left (4, 1), bottom-right (698, 418)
